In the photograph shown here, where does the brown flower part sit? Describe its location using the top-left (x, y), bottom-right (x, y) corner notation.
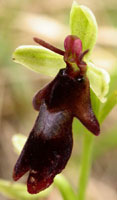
top-left (13, 103), bottom-right (73, 194)
top-left (13, 35), bottom-right (100, 194)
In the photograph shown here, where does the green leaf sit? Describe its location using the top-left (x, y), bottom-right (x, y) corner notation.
top-left (98, 90), bottom-right (117, 123)
top-left (54, 175), bottom-right (76, 200)
top-left (12, 134), bottom-right (27, 154)
top-left (87, 62), bottom-right (110, 103)
top-left (0, 179), bottom-right (51, 200)
top-left (70, 1), bottom-right (98, 59)
top-left (13, 45), bottom-right (65, 77)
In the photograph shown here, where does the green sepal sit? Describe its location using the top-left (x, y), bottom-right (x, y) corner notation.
top-left (87, 62), bottom-right (110, 102)
top-left (70, 1), bottom-right (98, 59)
top-left (13, 46), bottom-right (110, 102)
top-left (13, 45), bottom-right (65, 77)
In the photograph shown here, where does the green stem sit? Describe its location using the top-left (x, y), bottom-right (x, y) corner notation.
top-left (54, 175), bottom-right (76, 200)
top-left (77, 132), bottom-right (94, 200)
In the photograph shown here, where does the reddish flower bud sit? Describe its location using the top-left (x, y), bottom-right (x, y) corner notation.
top-left (64, 35), bottom-right (89, 77)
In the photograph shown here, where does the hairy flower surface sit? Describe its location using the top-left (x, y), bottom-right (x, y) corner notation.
top-left (13, 35), bottom-right (100, 194)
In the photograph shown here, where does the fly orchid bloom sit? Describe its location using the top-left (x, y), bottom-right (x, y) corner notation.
top-left (13, 35), bottom-right (100, 194)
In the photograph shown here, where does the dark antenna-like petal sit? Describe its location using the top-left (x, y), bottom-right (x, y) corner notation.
top-left (33, 37), bottom-right (65, 56)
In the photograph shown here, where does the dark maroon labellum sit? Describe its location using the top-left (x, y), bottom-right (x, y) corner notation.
top-left (13, 102), bottom-right (73, 194)
top-left (13, 35), bottom-right (100, 194)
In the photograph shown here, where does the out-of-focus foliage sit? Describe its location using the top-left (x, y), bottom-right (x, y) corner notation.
top-left (0, 0), bottom-right (117, 200)
top-left (0, 179), bottom-right (52, 200)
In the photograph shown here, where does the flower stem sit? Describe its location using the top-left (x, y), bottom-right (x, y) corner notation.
top-left (77, 132), bottom-right (94, 200)
top-left (54, 175), bottom-right (77, 200)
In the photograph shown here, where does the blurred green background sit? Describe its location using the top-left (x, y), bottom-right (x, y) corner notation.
top-left (0, 0), bottom-right (117, 199)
